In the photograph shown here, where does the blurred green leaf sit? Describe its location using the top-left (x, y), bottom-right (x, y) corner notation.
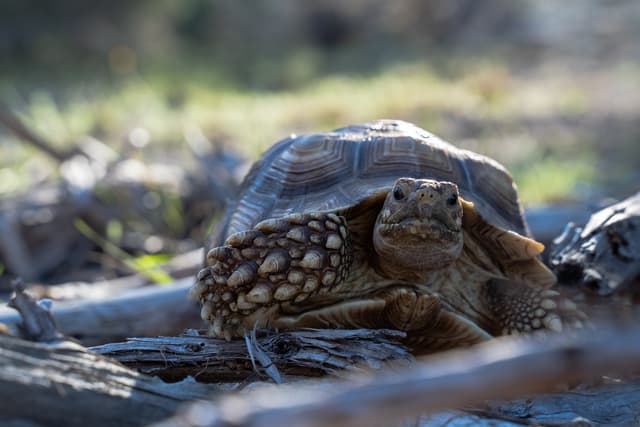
top-left (130, 254), bottom-right (173, 284)
top-left (75, 219), bottom-right (174, 284)
top-left (132, 253), bottom-right (171, 269)
top-left (106, 220), bottom-right (124, 243)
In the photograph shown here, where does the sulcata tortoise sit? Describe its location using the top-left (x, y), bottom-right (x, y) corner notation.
top-left (192, 120), bottom-right (582, 353)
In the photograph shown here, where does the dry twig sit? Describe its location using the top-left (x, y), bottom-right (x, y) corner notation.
top-left (0, 105), bottom-right (80, 162)
top-left (7, 279), bottom-right (64, 342)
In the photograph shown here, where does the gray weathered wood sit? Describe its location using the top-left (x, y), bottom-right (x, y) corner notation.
top-left (4, 325), bottom-right (640, 427)
top-left (8, 279), bottom-right (64, 342)
top-left (483, 380), bottom-right (640, 426)
top-left (0, 278), bottom-right (201, 345)
top-left (91, 329), bottom-right (413, 382)
top-left (151, 327), bottom-right (640, 427)
top-left (551, 191), bottom-right (640, 296)
top-left (0, 334), bottom-right (217, 427)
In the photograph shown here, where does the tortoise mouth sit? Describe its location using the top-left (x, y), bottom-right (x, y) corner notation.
top-left (377, 218), bottom-right (460, 242)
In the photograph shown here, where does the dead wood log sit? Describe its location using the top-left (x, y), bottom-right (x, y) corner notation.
top-left (393, 380), bottom-right (640, 427)
top-left (0, 278), bottom-right (200, 345)
top-left (3, 320), bottom-right (640, 427)
top-left (412, 379), bottom-right (640, 427)
top-left (551, 192), bottom-right (640, 297)
top-left (90, 329), bottom-right (412, 382)
top-left (151, 327), bottom-right (640, 427)
top-left (480, 380), bottom-right (640, 426)
top-left (0, 334), bottom-right (218, 427)
top-left (0, 327), bottom-right (406, 426)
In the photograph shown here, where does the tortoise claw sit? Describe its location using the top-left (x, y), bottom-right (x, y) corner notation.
top-left (191, 212), bottom-right (353, 339)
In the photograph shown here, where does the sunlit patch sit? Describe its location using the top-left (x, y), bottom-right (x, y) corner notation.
top-left (128, 127), bottom-right (150, 148)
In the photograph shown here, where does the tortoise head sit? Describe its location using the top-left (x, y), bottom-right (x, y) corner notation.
top-left (373, 178), bottom-right (466, 279)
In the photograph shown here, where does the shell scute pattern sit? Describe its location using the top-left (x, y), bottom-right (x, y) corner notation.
top-left (214, 120), bottom-right (525, 246)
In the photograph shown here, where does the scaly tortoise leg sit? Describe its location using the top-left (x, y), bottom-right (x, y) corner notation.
top-left (191, 212), bottom-right (352, 339)
top-left (275, 286), bottom-right (492, 354)
top-left (484, 278), bottom-right (586, 336)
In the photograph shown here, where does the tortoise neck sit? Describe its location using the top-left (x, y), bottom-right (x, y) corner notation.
top-left (373, 250), bottom-right (441, 282)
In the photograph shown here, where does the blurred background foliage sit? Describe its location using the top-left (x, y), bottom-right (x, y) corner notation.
top-left (0, 1), bottom-right (639, 284)
top-left (2, 0), bottom-right (640, 200)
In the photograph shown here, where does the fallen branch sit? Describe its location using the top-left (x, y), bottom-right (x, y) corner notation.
top-left (479, 380), bottom-right (640, 426)
top-left (3, 321), bottom-right (640, 427)
top-left (0, 334), bottom-right (217, 427)
top-left (0, 278), bottom-right (200, 345)
top-left (91, 329), bottom-right (412, 382)
top-left (8, 279), bottom-right (63, 342)
top-left (152, 327), bottom-right (640, 427)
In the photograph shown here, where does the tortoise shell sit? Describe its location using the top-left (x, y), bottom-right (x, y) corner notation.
top-left (211, 120), bottom-right (527, 246)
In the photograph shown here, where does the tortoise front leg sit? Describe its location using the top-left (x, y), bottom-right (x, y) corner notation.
top-left (276, 286), bottom-right (492, 354)
top-left (484, 279), bottom-right (586, 335)
top-left (191, 212), bottom-right (352, 339)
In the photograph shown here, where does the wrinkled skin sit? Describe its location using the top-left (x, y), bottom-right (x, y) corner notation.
top-left (374, 179), bottom-right (464, 281)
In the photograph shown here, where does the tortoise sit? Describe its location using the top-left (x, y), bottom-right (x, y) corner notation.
top-left (191, 120), bottom-right (583, 353)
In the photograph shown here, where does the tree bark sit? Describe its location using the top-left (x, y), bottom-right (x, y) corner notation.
top-left (91, 329), bottom-right (412, 382)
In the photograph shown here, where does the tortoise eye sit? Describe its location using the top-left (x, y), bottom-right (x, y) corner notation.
top-left (447, 193), bottom-right (458, 206)
top-left (393, 186), bottom-right (405, 200)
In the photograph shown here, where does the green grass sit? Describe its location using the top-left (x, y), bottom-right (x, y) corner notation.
top-left (513, 157), bottom-right (596, 205)
top-left (0, 60), bottom-right (628, 206)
